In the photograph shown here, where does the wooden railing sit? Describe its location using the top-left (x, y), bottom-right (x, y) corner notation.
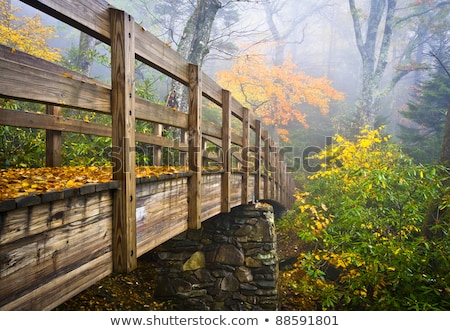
top-left (0, 0), bottom-right (295, 273)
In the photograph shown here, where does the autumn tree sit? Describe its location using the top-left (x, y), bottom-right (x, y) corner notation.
top-left (348, 0), bottom-right (450, 128)
top-left (0, 0), bottom-right (61, 62)
top-left (0, 0), bottom-right (62, 167)
top-left (216, 54), bottom-right (344, 142)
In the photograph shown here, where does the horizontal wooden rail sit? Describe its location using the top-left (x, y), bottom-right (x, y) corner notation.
top-left (0, 0), bottom-right (296, 306)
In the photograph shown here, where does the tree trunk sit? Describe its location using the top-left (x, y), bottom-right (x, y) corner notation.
top-left (76, 32), bottom-right (99, 76)
top-left (349, 0), bottom-right (397, 128)
top-left (171, 0), bottom-right (221, 113)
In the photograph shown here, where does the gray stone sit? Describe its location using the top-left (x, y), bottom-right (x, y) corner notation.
top-left (240, 283), bottom-right (258, 291)
top-left (245, 256), bottom-right (262, 267)
top-left (177, 289), bottom-right (208, 298)
top-left (235, 266), bottom-right (253, 282)
top-left (234, 225), bottom-right (253, 237)
top-left (247, 220), bottom-right (272, 242)
top-left (215, 244), bottom-right (244, 266)
top-left (256, 280), bottom-right (277, 289)
top-left (194, 269), bottom-right (214, 282)
top-left (220, 274), bottom-right (240, 291)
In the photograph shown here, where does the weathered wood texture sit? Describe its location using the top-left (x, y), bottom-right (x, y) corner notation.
top-left (0, 0), bottom-right (295, 311)
top-left (0, 190), bottom-right (114, 310)
top-left (187, 64), bottom-right (203, 230)
top-left (110, 8), bottom-right (137, 273)
top-left (136, 176), bottom-right (189, 256)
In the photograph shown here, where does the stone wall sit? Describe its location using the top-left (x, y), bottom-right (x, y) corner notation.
top-left (152, 202), bottom-right (279, 310)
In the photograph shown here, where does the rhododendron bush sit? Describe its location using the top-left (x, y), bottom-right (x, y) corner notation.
top-left (278, 127), bottom-right (449, 310)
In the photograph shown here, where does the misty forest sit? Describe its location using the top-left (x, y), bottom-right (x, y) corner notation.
top-left (1, 0), bottom-right (449, 310)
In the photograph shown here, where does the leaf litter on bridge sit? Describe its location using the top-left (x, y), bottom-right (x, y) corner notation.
top-left (0, 165), bottom-right (190, 201)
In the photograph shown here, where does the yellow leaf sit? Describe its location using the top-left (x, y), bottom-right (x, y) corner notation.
top-left (62, 72), bottom-right (74, 79)
top-left (65, 179), bottom-right (76, 188)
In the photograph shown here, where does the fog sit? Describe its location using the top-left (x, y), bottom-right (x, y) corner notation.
top-left (9, 0), bottom-right (450, 162)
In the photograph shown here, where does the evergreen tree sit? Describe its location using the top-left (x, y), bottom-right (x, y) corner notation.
top-left (399, 70), bottom-right (450, 164)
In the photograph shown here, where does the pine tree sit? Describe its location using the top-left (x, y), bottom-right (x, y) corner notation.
top-left (399, 70), bottom-right (450, 164)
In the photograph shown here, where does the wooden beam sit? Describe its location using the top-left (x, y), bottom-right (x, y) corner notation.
top-left (263, 131), bottom-right (270, 200)
top-left (110, 8), bottom-right (137, 273)
top-left (254, 119), bottom-right (261, 201)
top-left (241, 107), bottom-right (250, 205)
top-left (221, 90), bottom-right (231, 213)
top-left (45, 105), bottom-right (62, 167)
top-left (270, 142), bottom-right (276, 199)
top-left (135, 98), bottom-right (188, 129)
top-left (0, 57), bottom-right (110, 113)
top-left (187, 64), bottom-right (202, 230)
top-left (153, 124), bottom-right (162, 165)
top-left (20, 0), bottom-right (111, 44)
top-left (0, 108), bottom-right (111, 136)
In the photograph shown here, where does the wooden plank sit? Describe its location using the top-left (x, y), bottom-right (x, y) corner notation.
top-left (0, 44), bottom-right (109, 89)
top-left (230, 97), bottom-right (244, 120)
top-left (135, 23), bottom-right (189, 84)
top-left (254, 119), bottom-right (262, 201)
top-left (230, 174), bottom-right (243, 207)
top-left (0, 108), bottom-right (111, 137)
top-left (281, 161), bottom-right (287, 207)
top-left (241, 107), bottom-right (250, 205)
top-left (136, 178), bottom-right (188, 256)
top-left (0, 58), bottom-right (111, 113)
top-left (135, 97), bottom-right (188, 129)
top-left (110, 8), bottom-right (137, 273)
top-left (271, 142), bottom-right (276, 199)
top-left (0, 192), bottom-right (113, 309)
top-left (203, 122), bottom-right (243, 147)
top-left (202, 73), bottom-right (222, 106)
top-left (263, 131), bottom-right (270, 199)
top-left (21, 0), bottom-right (111, 44)
top-left (1, 249), bottom-right (112, 311)
top-left (221, 90), bottom-right (231, 213)
top-left (201, 174), bottom-right (222, 221)
top-left (187, 64), bottom-right (202, 230)
top-left (275, 149), bottom-right (280, 201)
top-left (153, 124), bottom-right (163, 165)
top-left (45, 105), bottom-right (62, 167)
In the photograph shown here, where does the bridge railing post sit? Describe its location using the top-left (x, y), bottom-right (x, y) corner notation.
top-left (263, 130), bottom-right (270, 200)
top-left (110, 8), bottom-right (137, 273)
top-left (270, 139), bottom-right (275, 199)
top-left (188, 64), bottom-right (202, 229)
top-left (45, 105), bottom-right (62, 167)
top-left (221, 89), bottom-right (231, 213)
top-left (241, 107), bottom-right (250, 205)
top-left (254, 119), bottom-right (261, 201)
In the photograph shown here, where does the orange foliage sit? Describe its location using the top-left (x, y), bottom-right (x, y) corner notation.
top-left (217, 54), bottom-right (344, 142)
top-left (0, 166), bottom-right (188, 201)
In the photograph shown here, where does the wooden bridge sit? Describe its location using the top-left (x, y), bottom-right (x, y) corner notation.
top-left (0, 0), bottom-right (295, 310)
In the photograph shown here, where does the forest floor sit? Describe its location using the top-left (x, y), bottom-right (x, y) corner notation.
top-left (55, 225), bottom-right (304, 311)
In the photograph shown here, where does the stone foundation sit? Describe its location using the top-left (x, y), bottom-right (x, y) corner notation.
top-left (152, 202), bottom-right (279, 310)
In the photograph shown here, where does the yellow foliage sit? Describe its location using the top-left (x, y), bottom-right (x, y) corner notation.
top-left (0, 0), bottom-right (61, 62)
